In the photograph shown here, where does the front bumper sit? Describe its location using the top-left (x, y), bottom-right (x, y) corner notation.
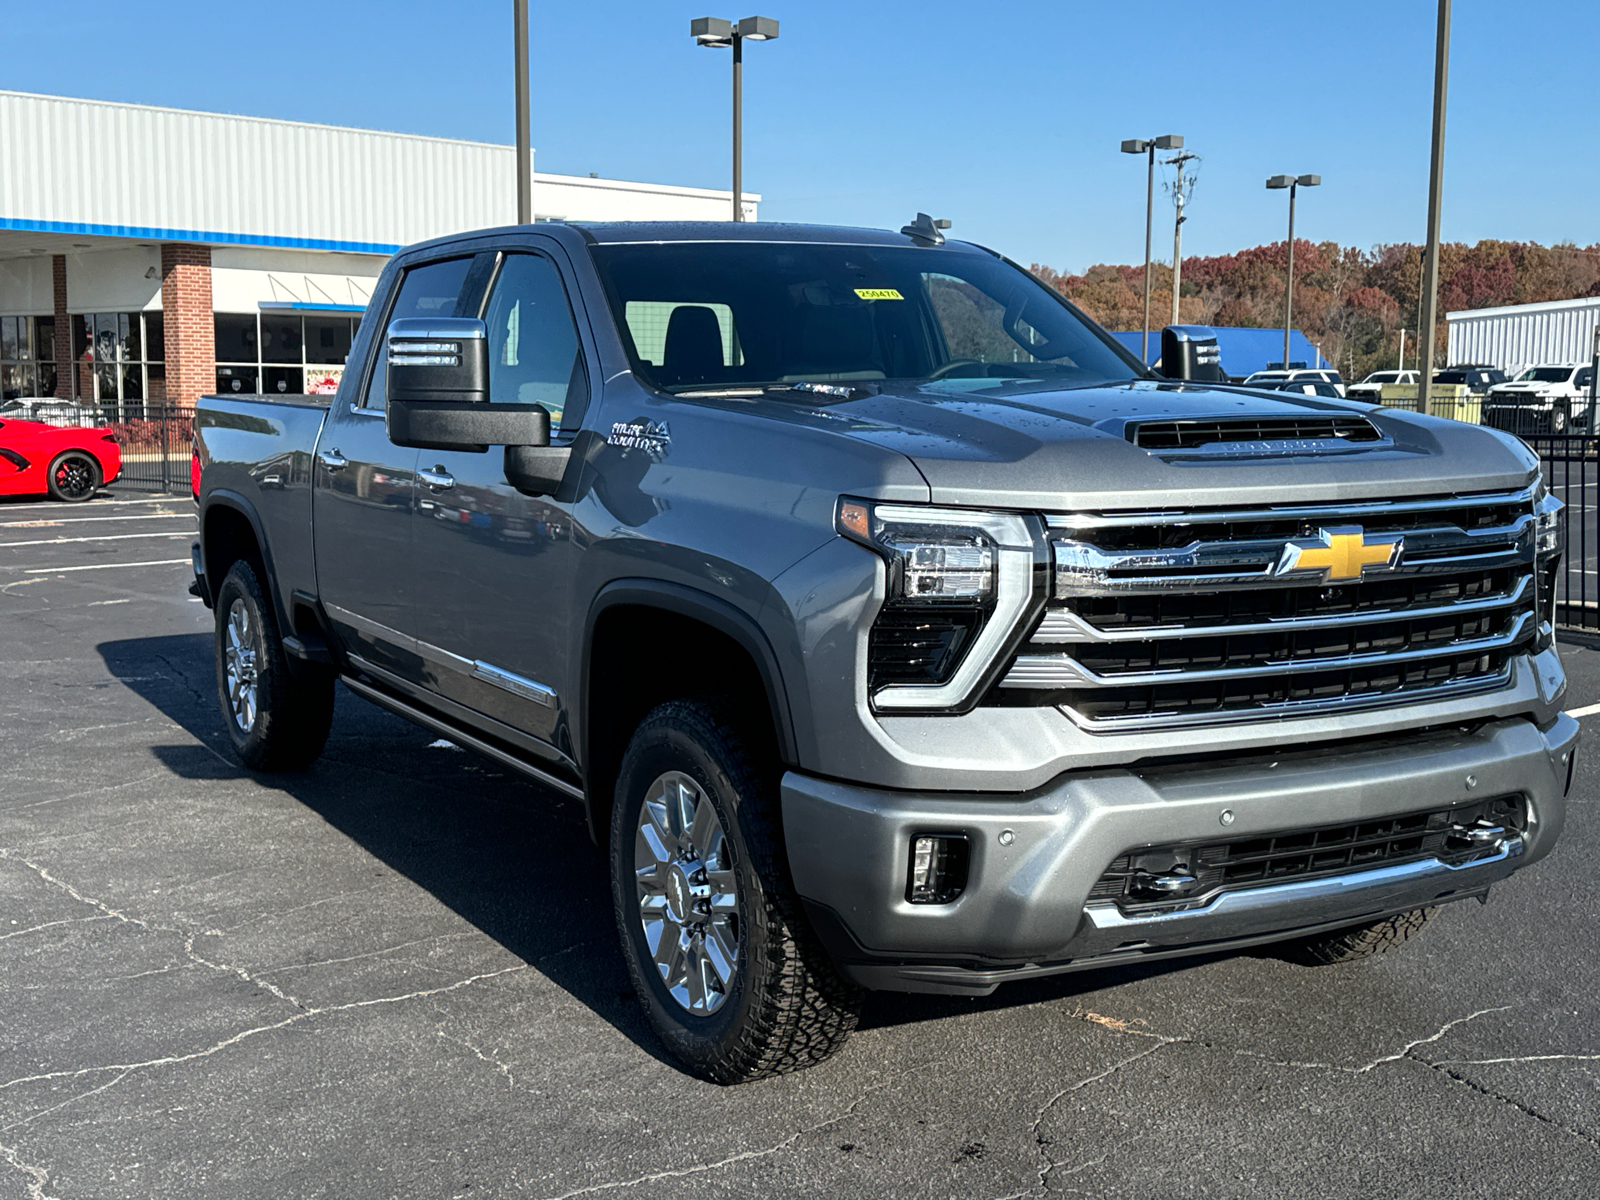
top-left (783, 713), bottom-right (1577, 995)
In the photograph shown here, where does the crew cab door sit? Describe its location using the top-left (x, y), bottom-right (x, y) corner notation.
top-left (407, 246), bottom-right (591, 759)
top-left (313, 254), bottom-right (475, 680)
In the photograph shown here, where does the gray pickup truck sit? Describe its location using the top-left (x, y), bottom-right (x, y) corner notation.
top-left (191, 217), bottom-right (1576, 1083)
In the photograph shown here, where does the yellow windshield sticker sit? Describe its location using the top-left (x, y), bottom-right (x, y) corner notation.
top-left (854, 288), bottom-right (903, 301)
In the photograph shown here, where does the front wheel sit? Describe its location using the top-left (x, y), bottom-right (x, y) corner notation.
top-left (46, 451), bottom-right (100, 501)
top-left (1550, 402), bottom-right (1568, 434)
top-left (610, 698), bottom-right (861, 1083)
top-left (213, 559), bottom-right (334, 771)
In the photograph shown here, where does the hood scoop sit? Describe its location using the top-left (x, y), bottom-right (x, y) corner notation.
top-left (1128, 415), bottom-right (1388, 459)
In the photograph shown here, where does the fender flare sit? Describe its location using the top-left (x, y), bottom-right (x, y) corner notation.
top-left (581, 578), bottom-right (801, 772)
top-left (199, 489), bottom-right (291, 633)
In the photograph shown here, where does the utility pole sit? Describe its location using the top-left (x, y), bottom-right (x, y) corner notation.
top-left (513, 0), bottom-right (532, 225)
top-left (1417, 0), bottom-right (1451, 414)
top-left (1166, 150), bottom-right (1199, 326)
top-left (1398, 328), bottom-right (1407, 372)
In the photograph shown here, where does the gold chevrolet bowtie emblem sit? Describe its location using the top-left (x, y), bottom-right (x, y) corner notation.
top-left (1278, 525), bottom-right (1403, 582)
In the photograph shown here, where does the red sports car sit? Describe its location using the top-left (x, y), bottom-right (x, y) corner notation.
top-left (0, 417), bottom-right (122, 502)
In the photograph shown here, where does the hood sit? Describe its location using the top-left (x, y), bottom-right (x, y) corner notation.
top-left (758, 378), bottom-right (1539, 510)
top-left (0, 417), bottom-right (56, 437)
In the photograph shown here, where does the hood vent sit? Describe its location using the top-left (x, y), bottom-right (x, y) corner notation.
top-left (1130, 416), bottom-right (1384, 452)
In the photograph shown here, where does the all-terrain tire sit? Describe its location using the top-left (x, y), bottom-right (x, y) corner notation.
top-left (610, 697), bottom-right (862, 1083)
top-left (1276, 907), bottom-right (1437, 966)
top-left (213, 559), bottom-right (335, 771)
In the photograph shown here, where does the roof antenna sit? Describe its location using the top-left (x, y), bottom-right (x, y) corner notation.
top-left (901, 213), bottom-right (951, 246)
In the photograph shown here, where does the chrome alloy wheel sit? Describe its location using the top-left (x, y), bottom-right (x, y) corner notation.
top-left (224, 598), bottom-right (261, 733)
top-left (635, 770), bottom-right (740, 1016)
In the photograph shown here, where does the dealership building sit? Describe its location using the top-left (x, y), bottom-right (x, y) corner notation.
top-left (0, 90), bottom-right (754, 406)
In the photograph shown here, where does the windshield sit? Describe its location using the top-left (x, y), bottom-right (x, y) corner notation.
top-left (1362, 372), bottom-right (1399, 384)
top-left (1518, 367), bottom-right (1574, 383)
top-left (586, 242), bottom-right (1143, 393)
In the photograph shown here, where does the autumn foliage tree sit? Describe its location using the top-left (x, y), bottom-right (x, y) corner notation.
top-left (1032, 239), bottom-right (1600, 381)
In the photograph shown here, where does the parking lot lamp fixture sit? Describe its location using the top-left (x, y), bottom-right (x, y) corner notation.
top-left (692, 16), bottom-right (780, 222)
top-left (1121, 134), bottom-right (1182, 365)
top-left (1267, 173), bottom-right (1320, 371)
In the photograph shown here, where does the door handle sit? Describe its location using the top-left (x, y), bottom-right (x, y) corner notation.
top-left (318, 449), bottom-right (348, 472)
top-left (418, 467), bottom-right (456, 491)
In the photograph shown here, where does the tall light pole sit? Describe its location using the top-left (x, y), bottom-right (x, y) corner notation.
top-left (513, 0), bottom-right (532, 225)
top-left (692, 16), bottom-right (780, 221)
top-left (1266, 173), bottom-right (1320, 369)
top-left (1121, 134), bottom-right (1183, 364)
top-left (1417, 0), bottom-right (1451, 414)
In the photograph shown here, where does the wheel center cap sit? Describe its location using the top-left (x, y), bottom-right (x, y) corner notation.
top-left (666, 863), bottom-right (694, 924)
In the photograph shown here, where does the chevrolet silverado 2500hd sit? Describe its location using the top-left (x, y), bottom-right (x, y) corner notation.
top-left (191, 219), bottom-right (1576, 1083)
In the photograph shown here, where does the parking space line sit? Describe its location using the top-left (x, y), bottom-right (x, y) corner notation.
top-left (0, 514), bottom-right (192, 528)
top-left (1566, 701), bottom-right (1600, 719)
top-left (21, 558), bottom-right (191, 574)
top-left (0, 533), bottom-right (195, 548)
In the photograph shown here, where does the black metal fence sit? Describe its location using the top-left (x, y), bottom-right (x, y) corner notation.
top-left (1526, 433), bottom-right (1599, 631)
top-left (107, 402), bottom-right (196, 492)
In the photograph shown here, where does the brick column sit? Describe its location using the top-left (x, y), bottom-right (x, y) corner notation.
top-left (160, 243), bottom-right (215, 405)
top-left (52, 255), bottom-right (70, 399)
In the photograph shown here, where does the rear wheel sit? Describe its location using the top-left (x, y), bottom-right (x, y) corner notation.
top-left (1550, 402), bottom-right (1568, 434)
top-left (213, 559), bottom-right (335, 771)
top-left (610, 698), bottom-right (861, 1083)
top-left (46, 451), bottom-right (99, 502)
top-left (1276, 907), bottom-right (1437, 966)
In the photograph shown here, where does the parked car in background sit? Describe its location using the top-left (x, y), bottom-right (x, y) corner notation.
top-left (1434, 366), bottom-right (1508, 395)
top-left (1242, 368), bottom-right (1345, 396)
top-left (1347, 370), bottom-right (1418, 402)
top-left (0, 398), bottom-right (105, 428)
top-left (0, 415), bottom-right (121, 500)
top-left (1483, 364), bottom-right (1595, 434)
top-left (1255, 379), bottom-right (1345, 398)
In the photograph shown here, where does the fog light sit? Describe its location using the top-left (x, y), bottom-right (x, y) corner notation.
top-left (907, 834), bottom-right (969, 904)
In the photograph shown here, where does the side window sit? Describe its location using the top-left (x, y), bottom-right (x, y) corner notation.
top-left (483, 253), bottom-right (587, 434)
top-left (361, 256), bottom-right (475, 409)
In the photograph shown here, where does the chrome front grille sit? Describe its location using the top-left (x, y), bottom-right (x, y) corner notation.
top-left (995, 486), bottom-right (1539, 730)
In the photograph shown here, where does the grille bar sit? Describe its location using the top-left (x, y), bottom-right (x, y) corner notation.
top-left (1003, 610), bottom-right (1530, 689)
top-left (1055, 670), bottom-right (1515, 732)
top-left (1054, 516), bottom-right (1533, 596)
top-left (1033, 573), bottom-right (1531, 643)
top-left (1045, 484), bottom-right (1536, 531)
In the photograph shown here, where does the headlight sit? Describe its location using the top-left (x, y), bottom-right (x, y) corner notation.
top-left (1534, 477), bottom-right (1564, 650)
top-left (837, 498), bottom-right (1039, 711)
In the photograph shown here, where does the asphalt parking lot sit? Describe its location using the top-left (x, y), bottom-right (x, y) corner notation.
top-left (2, 489), bottom-right (1597, 1200)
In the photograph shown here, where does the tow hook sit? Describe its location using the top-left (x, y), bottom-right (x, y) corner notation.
top-left (1129, 868), bottom-right (1200, 899)
top-left (1446, 820), bottom-right (1507, 853)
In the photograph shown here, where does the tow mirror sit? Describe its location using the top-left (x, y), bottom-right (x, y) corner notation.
top-left (1159, 325), bottom-right (1226, 382)
top-left (385, 317), bottom-right (552, 453)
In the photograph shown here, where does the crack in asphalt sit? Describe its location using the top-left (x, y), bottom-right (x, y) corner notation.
top-left (1405, 1051), bottom-right (1600, 1152)
top-left (0, 965), bottom-right (529, 1098)
top-left (0, 1139), bottom-right (59, 1200)
top-left (535, 1079), bottom-right (899, 1200)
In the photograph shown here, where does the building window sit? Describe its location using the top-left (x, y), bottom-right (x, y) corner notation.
top-left (1, 316), bottom-right (56, 401)
top-left (215, 311), bottom-right (361, 396)
top-left (69, 312), bottom-right (165, 408)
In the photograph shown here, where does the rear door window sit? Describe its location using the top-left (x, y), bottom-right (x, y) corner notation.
top-left (361, 257), bottom-right (475, 409)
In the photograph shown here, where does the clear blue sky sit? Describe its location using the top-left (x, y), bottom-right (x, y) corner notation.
top-left (6, 0), bottom-right (1596, 271)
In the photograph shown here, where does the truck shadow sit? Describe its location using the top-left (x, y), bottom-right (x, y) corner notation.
top-left (99, 632), bottom-right (1218, 1063)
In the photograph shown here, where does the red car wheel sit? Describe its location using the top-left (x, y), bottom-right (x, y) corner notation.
top-left (47, 451), bottom-right (100, 502)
